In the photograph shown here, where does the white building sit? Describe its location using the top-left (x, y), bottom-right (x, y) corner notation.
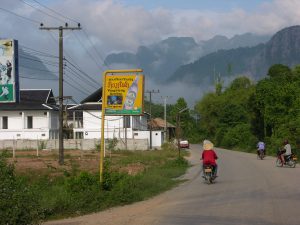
top-left (70, 88), bottom-right (163, 148)
top-left (0, 88), bottom-right (164, 148)
top-left (0, 89), bottom-right (59, 140)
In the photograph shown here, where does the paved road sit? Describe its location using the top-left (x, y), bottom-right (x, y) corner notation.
top-left (45, 145), bottom-right (300, 225)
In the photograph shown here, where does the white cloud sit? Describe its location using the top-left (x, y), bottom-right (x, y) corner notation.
top-left (3, 0), bottom-right (300, 104)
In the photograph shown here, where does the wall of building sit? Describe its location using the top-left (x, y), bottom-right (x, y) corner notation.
top-left (0, 111), bottom-right (23, 129)
top-left (0, 110), bottom-right (58, 140)
top-left (133, 130), bottom-right (163, 148)
top-left (0, 138), bottom-right (149, 151)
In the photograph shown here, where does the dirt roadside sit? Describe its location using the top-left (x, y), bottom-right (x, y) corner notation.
top-left (44, 146), bottom-right (200, 225)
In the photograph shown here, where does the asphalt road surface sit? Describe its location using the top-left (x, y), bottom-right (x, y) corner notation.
top-left (45, 144), bottom-right (300, 225)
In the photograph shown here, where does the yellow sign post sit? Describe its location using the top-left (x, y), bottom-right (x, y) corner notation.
top-left (100, 69), bottom-right (144, 184)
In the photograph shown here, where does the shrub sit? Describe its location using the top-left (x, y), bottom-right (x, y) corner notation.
top-left (221, 124), bottom-right (257, 151)
top-left (0, 155), bottom-right (42, 224)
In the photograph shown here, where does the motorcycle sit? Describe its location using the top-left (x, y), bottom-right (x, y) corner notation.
top-left (257, 149), bottom-right (265, 160)
top-left (202, 164), bottom-right (216, 184)
top-left (276, 150), bottom-right (297, 168)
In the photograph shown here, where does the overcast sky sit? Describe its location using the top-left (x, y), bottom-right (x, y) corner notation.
top-left (1, 0), bottom-right (300, 106)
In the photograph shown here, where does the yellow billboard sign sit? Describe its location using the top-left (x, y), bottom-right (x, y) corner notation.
top-left (104, 74), bottom-right (144, 115)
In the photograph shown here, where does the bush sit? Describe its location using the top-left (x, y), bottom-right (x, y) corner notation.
top-left (221, 124), bottom-right (257, 151)
top-left (0, 155), bottom-right (42, 224)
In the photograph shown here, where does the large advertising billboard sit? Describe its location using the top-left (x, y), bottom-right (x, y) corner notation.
top-left (0, 39), bottom-right (19, 103)
top-left (104, 74), bottom-right (144, 115)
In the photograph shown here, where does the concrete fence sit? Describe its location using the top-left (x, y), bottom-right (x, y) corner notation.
top-left (0, 138), bottom-right (149, 151)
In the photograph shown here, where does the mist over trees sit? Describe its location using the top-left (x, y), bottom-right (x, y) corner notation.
top-left (148, 63), bottom-right (300, 154)
top-left (194, 64), bottom-right (300, 154)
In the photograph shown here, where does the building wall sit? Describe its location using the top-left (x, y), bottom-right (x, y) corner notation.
top-left (50, 111), bottom-right (59, 129)
top-left (75, 110), bottom-right (162, 148)
top-left (0, 110), bottom-right (58, 140)
top-left (133, 130), bottom-right (163, 148)
top-left (0, 138), bottom-right (149, 151)
top-left (80, 111), bottom-right (134, 139)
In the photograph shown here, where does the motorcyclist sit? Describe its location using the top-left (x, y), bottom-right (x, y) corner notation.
top-left (201, 140), bottom-right (218, 177)
top-left (280, 140), bottom-right (292, 164)
top-left (257, 141), bottom-right (266, 157)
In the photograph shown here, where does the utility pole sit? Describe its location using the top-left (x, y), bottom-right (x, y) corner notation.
top-left (176, 107), bottom-right (188, 157)
top-left (161, 96), bottom-right (171, 142)
top-left (146, 90), bottom-right (159, 149)
top-left (40, 23), bottom-right (81, 165)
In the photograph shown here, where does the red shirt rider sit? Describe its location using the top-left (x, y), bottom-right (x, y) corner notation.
top-left (202, 150), bottom-right (218, 166)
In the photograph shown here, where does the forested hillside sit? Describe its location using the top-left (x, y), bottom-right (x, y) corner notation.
top-left (194, 64), bottom-right (300, 154)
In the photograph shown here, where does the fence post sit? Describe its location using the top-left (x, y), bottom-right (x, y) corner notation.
top-left (13, 139), bottom-right (16, 159)
top-left (36, 138), bottom-right (39, 157)
top-left (80, 140), bottom-right (83, 159)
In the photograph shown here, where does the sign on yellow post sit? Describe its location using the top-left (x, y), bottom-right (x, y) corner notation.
top-left (100, 69), bottom-right (143, 184)
top-left (104, 74), bottom-right (144, 115)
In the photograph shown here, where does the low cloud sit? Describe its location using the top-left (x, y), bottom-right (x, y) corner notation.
top-left (3, 0), bottom-right (300, 103)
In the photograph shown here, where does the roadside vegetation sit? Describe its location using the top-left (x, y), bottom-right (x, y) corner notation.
top-left (194, 64), bottom-right (300, 157)
top-left (0, 143), bottom-right (188, 224)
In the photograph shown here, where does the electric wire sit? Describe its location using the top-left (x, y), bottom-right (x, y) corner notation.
top-left (20, 45), bottom-right (58, 58)
top-left (82, 29), bottom-right (110, 68)
top-left (72, 32), bottom-right (103, 71)
top-left (47, 32), bottom-right (100, 87)
top-left (0, 6), bottom-right (40, 24)
top-left (2, 1), bottom-right (104, 103)
top-left (26, 0), bottom-right (107, 70)
top-left (22, 51), bottom-right (58, 59)
top-left (30, 0), bottom-right (80, 24)
top-left (64, 71), bottom-right (91, 95)
top-left (64, 66), bottom-right (99, 89)
top-left (20, 74), bottom-right (58, 80)
top-left (64, 58), bottom-right (100, 85)
top-left (18, 0), bottom-right (65, 23)
top-left (20, 64), bottom-right (58, 74)
top-left (19, 53), bottom-right (58, 64)
top-left (45, 32), bottom-right (99, 96)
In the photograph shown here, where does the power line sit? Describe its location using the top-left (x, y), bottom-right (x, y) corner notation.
top-left (22, 50), bottom-right (58, 59)
top-left (18, 0), bottom-right (65, 23)
top-left (64, 58), bottom-right (100, 85)
top-left (82, 29), bottom-right (110, 68)
top-left (72, 32), bottom-right (103, 71)
top-left (20, 55), bottom-right (59, 67)
top-left (0, 6), bottom-right (40, 24)
top-left (20, 64), bottom-right (58, 74)
top-left (64, 71), bottom-right (92, 95)
top-left (20, 45), bottom-right (58, 58)
top-left (31, 0), bottom-right (80, 24)
top-left (47, 32), bottom-right (100, 87)
top-left (19, 74), bottom-right (58, 80)
top-left (64, 66), bottom-right (99, 89)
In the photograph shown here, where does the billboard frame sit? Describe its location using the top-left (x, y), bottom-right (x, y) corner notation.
top-left (100, 69), bottom-right (144, 184)
top-left (0, 39), bottom-right (19, 103)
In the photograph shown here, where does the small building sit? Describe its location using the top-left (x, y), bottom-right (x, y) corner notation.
top-left (149, 117), bottom-right (176, 141)
top-left (0, 89), bottom-right (59, 140)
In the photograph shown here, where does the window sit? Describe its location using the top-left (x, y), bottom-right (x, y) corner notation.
top-left (75, 132), bottom-right (83, 139)
top-left (27, 116), bottom-right (33, 129)
top-left (2, 117), bottom-right (8, 129)
top-left (123, 116), bottom-right (131, 128)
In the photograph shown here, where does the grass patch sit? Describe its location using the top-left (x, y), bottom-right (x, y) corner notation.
top-left (1, 143), bottom-right (189, 222)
